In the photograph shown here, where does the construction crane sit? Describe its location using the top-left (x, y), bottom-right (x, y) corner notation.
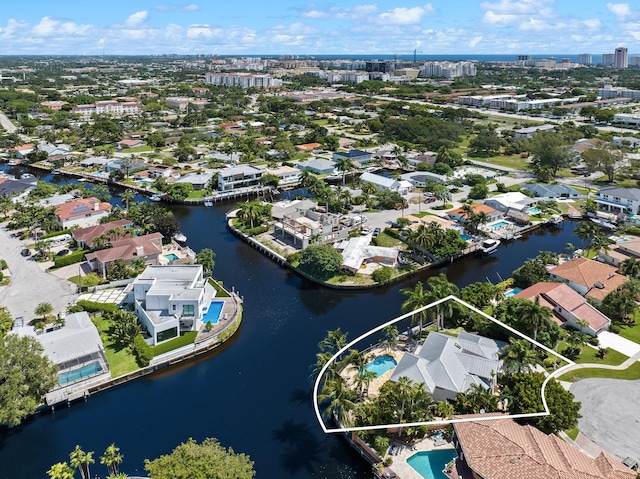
top-left (393, 49), bottom-right (424, 69)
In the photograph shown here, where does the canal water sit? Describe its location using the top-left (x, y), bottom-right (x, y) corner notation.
top-left (0, 167), bottom-right (582, 478)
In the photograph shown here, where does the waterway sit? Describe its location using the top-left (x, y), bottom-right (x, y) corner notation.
top-left (0, 166), bottom-right (583, 478)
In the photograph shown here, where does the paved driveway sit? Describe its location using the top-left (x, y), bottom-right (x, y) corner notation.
top-left (570, 378), bottom-right (640, 461)
top-left (0, 225), bottom-right (78, 321)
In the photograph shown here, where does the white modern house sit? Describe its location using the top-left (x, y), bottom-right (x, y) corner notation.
top-left (128, 265), bottom-right (216, 345)
top-left (360, 171), bottom-right (413, 195)
top-left (595, 186), bottom-right (640, 216)
top-left (484, 192), bottom-right (535, 213)
top-left (217, 165), bottom-right (263, 191)
top-left (389, 331), bottom-right (502, 402)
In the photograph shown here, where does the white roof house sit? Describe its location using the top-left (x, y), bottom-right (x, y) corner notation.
top-left (129, 265), bottom-right (215, 345)
top-left (389, 331), bottom-right (502, 402)
top-left (360, 171), bottom-right (413, 195)
top-left (484, 192), bottom-right (535, 212)
top-left (334, 235), bottom-right (399, 273)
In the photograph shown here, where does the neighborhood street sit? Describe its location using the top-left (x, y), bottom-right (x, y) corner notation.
top-left (0, 224), bottom-right (78, 322)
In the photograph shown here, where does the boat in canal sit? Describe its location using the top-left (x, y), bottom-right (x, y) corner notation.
top-left (478, 238), bottom-right (501, 255)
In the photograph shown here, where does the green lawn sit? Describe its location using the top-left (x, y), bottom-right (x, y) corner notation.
top-left (556, 342), bottom-right (628, 366)
top-left (373, 232), bottom-right (402, 248)
top-left (187, 190), bottom-right (206, 199)
top-left (91, 316), bottom-right (139, 377)
top-left (151, 331), bottom-right (197, 356)
top-left (619, 321), bottom-right (640, 343)
top-left (558, 362), bottom-right (640, 382)
top-left (208, 278), bottom-right (231, 298)
top-left (564, 427), bottom-right (579, 441)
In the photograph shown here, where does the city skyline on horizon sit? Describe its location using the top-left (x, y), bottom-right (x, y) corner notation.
top-left (1, 1), bottom-right (640, 56)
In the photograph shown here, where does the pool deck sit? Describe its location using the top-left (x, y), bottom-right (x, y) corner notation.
top-left (386, 436), bottom-right (456, 479)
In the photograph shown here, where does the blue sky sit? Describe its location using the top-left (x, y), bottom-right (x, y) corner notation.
top-left (1, 1), bottom-right (639, 55)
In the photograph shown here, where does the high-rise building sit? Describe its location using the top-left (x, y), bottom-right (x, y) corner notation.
top-left (578, 53), bottom-right (592, 65)
top-left (602, 53), bottom-right (615, 66)
top-left (516, 55), bottom-right (531, 61)
top-left (615, 47), bottom-right (628, 69)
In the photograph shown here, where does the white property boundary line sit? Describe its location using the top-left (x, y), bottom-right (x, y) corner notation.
top-left (313, 295), bottom-right (576, 434)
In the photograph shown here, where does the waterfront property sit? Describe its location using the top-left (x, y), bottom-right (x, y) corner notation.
top-left (217, 164), bottom-right (263, 191)
top-left (595, 186), bottom-right (640, 216)
top-left (334, 235), bottom-right (400, 274)
top-left (598, 236), bottom-right (640, 266)
top-left (514, 282), bottom-right (611, 336)
top-left (127, 265), bottom-right (216, 345)
top-left (295, 157), bottom-right (337, 175)
top-left (450, 415), bottom-right (635, 479)
top-left (389, 332), bottom-right (502, 402)
top-left (54, 196), bottom-right (112, 229)
top-left (364, 355), bottom-right (397, 377)
top-left (547, 257), bottom-right (627, 304)
top-left (484, 192), bottom-right (535, 213)
top-left (407, 449), bottom-right (457, 479)
top-left (71, 219), bottom-right (134, 249)
top-left (272, 205), bottom-right (349, 249)
top-left (85, 233), bottom-right (164, 277)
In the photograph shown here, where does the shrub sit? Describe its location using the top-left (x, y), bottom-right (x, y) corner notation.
top-left (588, 336), bottom-right (599, 346)
top-left (383, 227), bottom-right (399, 239)
top-left (74, 300), bottom-right (120, 314)
top-left (609, 324), bottom-right (621, 334)
top-left (244, 225), bottom-right (269, 236)
top-left (372, 266), bottom-right (394, 284)
top-left (53, 249), bottom-right (89, 268)
top-left (0, 259), bottom-right (7, 270)
top-left (133, 334), bottom-right (154, 367)
top-left (39, 229), bottom-right (72, 240)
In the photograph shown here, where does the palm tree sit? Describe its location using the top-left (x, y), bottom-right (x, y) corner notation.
top-left (621, 258), bottom-right (640, 278)
top-left (521, 295), bottom-right (552, 342)
top-left (426, 273), bottom-right (460, 331)
top-left (35, 302), bottom-right (53, 324)
top-left (318, 375), bottom-right (357, 426)
top-left (100, 443), bottom-right (123, 477)
top-left (335, 157), bottom-right (353, 186)
top-left (47, 462), bottom-right (75, 479)
top-left (434, 185), bottom-right (451, 208)
top-left (574, 221), bottom-right (601, 251)
top-left (236, 200), bottom-right (263, 229)
top-left (382, 325), bottom-right (399, 351)
top-left (401, 281), bottom-right (431, 332)
top-left (576, 318), bottom-right (590, 334)
top-left (361, 181), bottom-right (377, 196)
top-left (499, 337), bottom-right (538, 373)
top-left (69, 445), bottom-right (94, 479)
top-left (120, 189), bottom-right (135, 211)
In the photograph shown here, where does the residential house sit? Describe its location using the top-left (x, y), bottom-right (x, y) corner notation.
top-left (514, 282), bottom-right (611, 336)
top-left (273, 207), bottom-right (349, 249)
top-left (72, 219), bottom-right (134, 249)
top-left (513, 124), bottom-right (556, 139)
top-left (613, 136), bottom-right (640, 148)
top-left (270, 199), bottom-right (317, 220)
top-left (404, 214), bottom-right (456, 231)
top-left (85, 232), bottom-right (163, 277)
top-left (400, 171), bottom-right (447, 187)
top-left (117, 139), bottom-right (144, 149)
top-left (12, 143), bottom-right (35, 159)
top-left (264, 165), bottom-right (300, 185)
top-left (0, 174), bottom-right (37, 199)
top-left (128, 265), bottom-right (216, 345)
top-left (295, 142), bottom-right (321, 152)
top-left (451, 415), bottom-right (635, 479)
top-left (55, 197), bottom-right (112, 229)
top-left (548, 257), bottom-right (627, 304)
top-left (598, 237), bottom-right (640, 267)
top-left (407, 153), bottom-right (437, 169)
top-left (176, 172), bottom-right (213, 190)
top-left (448, 203), bottom-right (503, 223)
top-left (79, 156), bottom-right (110, 168)
top-left (389, 331), bottom-right (502, 402)
top-left (295, 158), bottom-right (336, 175)
top-left (334, 235), bottom-right (399, 273)
top-left (332, 149), bottom-right (374, 167)
top-left (217, 164), bottom-right (263, 191)
top-left (524, 183), bottom-right (580, 198)
top-left (360, 171), bottom-right (413, 195)
top-left (595, 186), bottom-right (640, 216)
top-left (485, 192), bottom-right (535, 213)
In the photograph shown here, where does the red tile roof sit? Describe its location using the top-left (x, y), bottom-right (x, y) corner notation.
top-left (55, 197), bottom-right (111, 221)
top-left (72, 219), bottom-right (133, 248)
top-left (454, 415), bottom-right (635, 479)
top-left (449, 203), bottom-right (497, 218)
top-left (85, 233), bottom-right (163, 265)
top-left (548, 258), bottom-right (627, 302)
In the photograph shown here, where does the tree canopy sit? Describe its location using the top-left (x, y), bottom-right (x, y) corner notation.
top-left (144, 438), bottom-right (255, 479)
top-left (296, 244), bottom-right (343, 281)
top-left (0, 334), bottom-right (58, 426)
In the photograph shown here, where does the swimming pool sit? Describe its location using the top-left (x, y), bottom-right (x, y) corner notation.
top-left (528, 207), bottom-right (541, 214)
top-left (407, 449), bottom-right (457, 479)
top-left (164, 253), bottom-right (179, 262)
top-left (364, 355), bottom-right (397, 377)
top-left (58, 361), bottom-right (103, 386)
top-left (505, 287), bottom-right (522, 298)
top-left (459, 234), bottom-right (472, 241)
top-left (492, 220), bottom-right (510, 229)
top-left (202, 301), bottom-right (224, 325)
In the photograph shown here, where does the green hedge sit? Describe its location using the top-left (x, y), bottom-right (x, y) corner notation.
top-left (383, 227), bottom-right (399, 239)
top-left (133, 334), bottom-right (154, 367)
top-left (74, 300), bottom-right (120, 314)
top-left (151, 331), bottom-right (197, 356)
top-left (40, 229), bottom-right (72, 240)
top-left (53, 249), bottom-right (89, 268)
top-left (244, 225), bottom-right (269, 236)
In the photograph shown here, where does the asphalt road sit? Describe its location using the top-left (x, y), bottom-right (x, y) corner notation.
top-left (570, 378), bottom-right (640, 461)
top-left (0, 224), bottom-right (78, 322)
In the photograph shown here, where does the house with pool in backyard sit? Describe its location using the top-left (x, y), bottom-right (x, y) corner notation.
top-left (125, 265), bottom-right (223, 345)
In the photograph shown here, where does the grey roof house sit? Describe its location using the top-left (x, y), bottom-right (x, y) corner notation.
top-left (524, 183), bottom-right (580, 198)
top-left (389, 331), bottom-right (502, 402)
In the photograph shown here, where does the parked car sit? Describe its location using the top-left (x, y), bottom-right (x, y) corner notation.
top-left (424, 196), bottom-right (437, 203)
top-left (373, 227), bottom-right (381, 237)
top-left (20, 248), bottom-right (31, 257)
top-left (56, 249), bottom-right (70, 256)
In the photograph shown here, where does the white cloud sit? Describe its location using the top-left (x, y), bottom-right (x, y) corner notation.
top-left (607, 3), bottom-right (634, 21)
top-left (155, 4), bottom-right (199, 12)
top-left (376, 5), bottom-right (434, 25)
top-left (582, 18), bottom-right (602, 29)
top-left (31, 17), bottom-right (92, 37)
top-left (125, 11), bottom-right (149, 27)
top-left (32, 17), bottom-right (58, 36)
top-left (481, 0), bottom-right (550, 15)
top-left (469, 36), bottom-right (483, 47)
top-left (300, 4), bottom-right (378, 20)
top-left (302, 10), bottom-right (328, 19)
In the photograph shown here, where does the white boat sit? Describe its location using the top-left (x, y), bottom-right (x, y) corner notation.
top-left (150, 194), bottom-right (162, 202)
top-left (174, 233), bottom-right (187, 243)
top-left (204, 200), bottom-right (213, 207)
top-left (548, 214), bottom-right (563, 226)
top-left (590, 217), bottom-right (618, 231)
top-left (478, 238), bottom-right (501, 255)
top-left (567, 212), bottom-right (582, 219)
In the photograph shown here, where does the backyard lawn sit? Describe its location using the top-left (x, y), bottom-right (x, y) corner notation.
top-left (92, 315), bottom-right (139, 377)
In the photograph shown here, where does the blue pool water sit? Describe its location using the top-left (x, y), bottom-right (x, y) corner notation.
top-left (492, 220), bottom-right (510, 229)
top-left (505, 287), bottom-right (522, 298)
top-left (202, 301), bottom-right (224, 325)
top-left (407, 449), bottom-right (457, 479)
top-left (364, 355), bottom-right (397, 377)
top-left (58, 361), bottom-right (103, 386)
top-left (528, 207), bottom-right (541, 214)
top-left (164, 253), bottom-right (179, 262)
top-left (459, 234), bottom-right (472, 241)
